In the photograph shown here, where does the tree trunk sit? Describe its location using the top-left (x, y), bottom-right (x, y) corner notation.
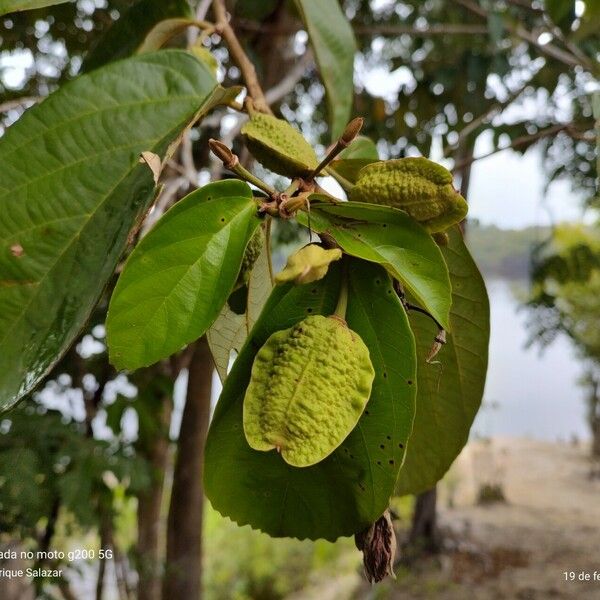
top-left (136, 395), bottom-right (172, 600)
top-left (96, 519), bottom-right (108, 600)
top-left (588, 376), bottom-right (600, 458)
top-left (408, 487), bottom-right (440, 553)
top-left (163, 338), bottom-right (213, 600)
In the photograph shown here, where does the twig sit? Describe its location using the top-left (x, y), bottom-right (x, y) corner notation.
top-left (455, 0), bottom-right (593, 71)
top-left (233, 18), bottom-right (488, 37)
top-left (212, 0), bottom-right (272, 113)
top-left (451, 122), bottom-right (570, 171)
top-left (140, 176), bottom-right (187, 236)
top-left (187, 0), bottom-right (212, 45)
top-left (0, 96), bottom-right (42, 112)
top-left (264, 50), bottom-right (313, 105)
top-left (180, 132), bottom-right (198, 186)
top-left (442, 80), bottom-right (531, 157)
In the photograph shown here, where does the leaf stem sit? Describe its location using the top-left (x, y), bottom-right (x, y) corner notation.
top-left (265, 218), bottom-right (275, 286)
top-left (333, 265), bottom-right (349, 320)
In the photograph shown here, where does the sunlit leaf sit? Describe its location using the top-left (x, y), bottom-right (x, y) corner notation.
top-left (0, 51), bottom-right (224, 409)
top-left (294, 0), bottom-right (357, 139)
top-left (396, 227), bottom-right (490, 495)
top-left (298, 202), bottom-right (452, 330)
top-left (106, 180), bottom-right (262, 371)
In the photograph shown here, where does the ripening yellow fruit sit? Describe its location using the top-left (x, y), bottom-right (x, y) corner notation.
top-left (275, 244), bottom-right (342, 285)
top-left (235, 228), bottom-right (263, 289)
top-left (243, 315), bottom-right (375, 467)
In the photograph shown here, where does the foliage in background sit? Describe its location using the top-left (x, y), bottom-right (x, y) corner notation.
top-left (0, 0), bottom-right (598, 598)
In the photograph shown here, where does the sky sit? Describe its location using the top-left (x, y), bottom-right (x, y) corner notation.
top-left (466, 135), bottom-right (587, 229)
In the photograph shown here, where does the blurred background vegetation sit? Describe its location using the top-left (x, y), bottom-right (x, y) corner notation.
top-left (0, 0), bottom-right (598, 599)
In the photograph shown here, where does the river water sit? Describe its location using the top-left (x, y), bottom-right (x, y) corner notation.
top-left (472, 278), bottom-right (588, 442)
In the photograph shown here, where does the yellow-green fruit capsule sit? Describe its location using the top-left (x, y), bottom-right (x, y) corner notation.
top-left (349, 157), bottom-right (468, 233)
top-left (275, 244), bottom-right (342, 285)
top-left (235, 228), bottom-right (263, 289)
top-left (243, 315), bottom-right (375, 467)
top-left (241, 113), bottom-right (319, 178)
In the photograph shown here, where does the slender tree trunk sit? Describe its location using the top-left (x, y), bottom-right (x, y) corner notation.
top-left (408, 487), bottom-right (440, 553)
top-left (588, 376), bottom-right (600, 458)
top-left (137, 396), bottom-right (173, 600)
top-left (163, 337), bottom-right (213, 599)
top-left (96, 520), bottom-right (108, 600)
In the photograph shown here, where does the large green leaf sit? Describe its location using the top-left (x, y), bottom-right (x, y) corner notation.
top-left (106, 181), bottom-right (262, 371)
top-left (294, 0), bottom-right (357, 139)
top-left (0, 51), bottom-right (226, 409)
top-left (204, 258), bottom-right (416, 541)
top-left (81, 0), bottom-right (192, 72)
top-left (0, 0), bottom-right (68, 15)
top-left (396, 227), bottom-right (490, 496)
top-left (298, 202), bottom-right (452, 330)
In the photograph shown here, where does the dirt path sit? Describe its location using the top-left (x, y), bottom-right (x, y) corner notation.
top-left (302, 437), bottom-right (600, 600)
top-left (381, 437), bottom-right (600, 600)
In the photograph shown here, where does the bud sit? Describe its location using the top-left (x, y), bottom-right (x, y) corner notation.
top-left (340, 117), bottom-right (364, 147)
top-left (208, 138), bottom-right (238, 170)
top-left (426, 328), bottom-right (447, 363)
top-left (354, 510), bottom-right (397, 583)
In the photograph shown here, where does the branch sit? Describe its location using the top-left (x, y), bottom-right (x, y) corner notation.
top-left (443, 80), bottom-right (531, 157)
top-left (212, 0), bottom-right (271, 113)
top-left (265, 50), bottom-right (313, 105)
top-left (187, 0), bottom-right (212, 45)
top-left (0, 96), bottom-right (42, 113)
top-left (455, 0), bottom-right (593, 71)
top-left (451, 122), bottom-right (569, 171)
top-left (234, 18), bottom-right (488, 36)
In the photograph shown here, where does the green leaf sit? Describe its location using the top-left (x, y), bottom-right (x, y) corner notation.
top-left (327, 136), bottom-right (379, 189)
top-left (0, 0), bottom-right (68, 15)
top-left (396, 227), bottom-right (490, 496)
top-left (327, 158), bottom-right (378, 188)
top-left (204, 258), bottom-right (416, 541)
top-left (138, 18), bottom-right (199, 54)
top-left (106, 181), bottom-right (262, 371)
top-left (0, 51), bottom-right (225, 409)
top-left (207, 226), bottom-right (273, 383)
top-left (298, 203), bottom-right (452, 330)
top-left (294, 0), bottom-right (357, 139)
top-left (339, 136), bottom-right (379, 160)
top-left (82, 0), bottom-right (192, 72)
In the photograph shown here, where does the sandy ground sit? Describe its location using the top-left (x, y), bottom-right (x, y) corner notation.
top-left (416, 437), bottom-right (600, 600)
top-left (294, 437), bottom-right (600, 600)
